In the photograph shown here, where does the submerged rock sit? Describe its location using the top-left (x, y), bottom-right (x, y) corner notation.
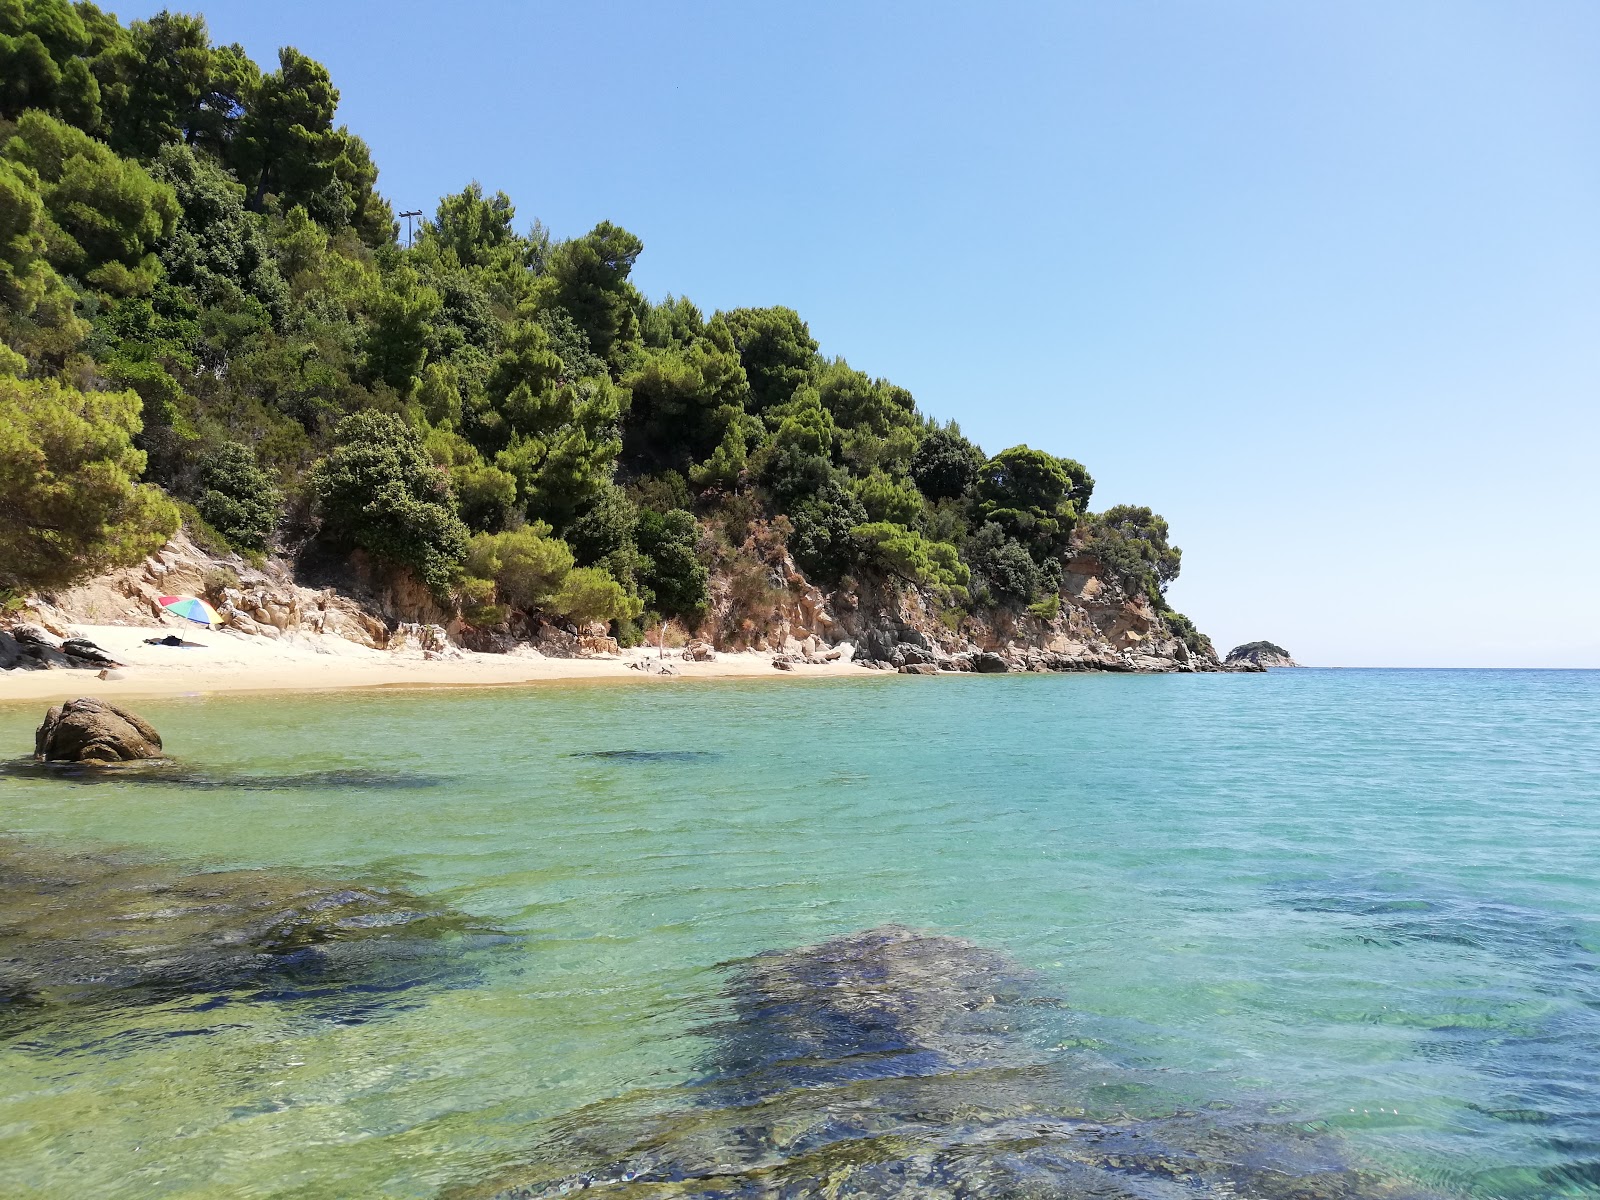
top-left (0, 839), bottom-right (499, 1027)
top-left (467, 925), bottom-right (1437, 1199)
top-left (573, 750), bottom-right (719, 763)
top-left (34, 697), bottom-right (163, 763)
top-left (0, 759), bottom-right (446, 790)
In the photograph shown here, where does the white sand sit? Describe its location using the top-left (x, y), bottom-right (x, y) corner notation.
top-left (0, 623), bottom-right (867, 703)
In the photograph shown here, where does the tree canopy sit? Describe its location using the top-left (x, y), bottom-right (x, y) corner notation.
top-left (0, 373), bottom-right (178, 593)
top-left (0, 0), bottom-right (1197, 643)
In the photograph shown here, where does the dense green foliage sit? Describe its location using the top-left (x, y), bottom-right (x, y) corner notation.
top-left (635, 508), bottom-right (709, 621)
top-left (0, 373), bottom-right (178, 593)
top-left (1079, 505), bottom-right (1181, 598)
top-left (1227, 639), bottom-right (1289, 660)
top-left (194, 439), bottom-right (278, 550)
top-left (459, 524), bottom-right (639, 627)
top-left (0, 0), bottom-right (1198, 642)
top-left (308, 412), bottom-right (467, 593)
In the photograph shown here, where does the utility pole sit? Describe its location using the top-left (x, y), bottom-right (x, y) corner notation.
top-left (399, 209), bottom-right (422, 249)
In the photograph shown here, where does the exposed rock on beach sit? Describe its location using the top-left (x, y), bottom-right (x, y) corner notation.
top-left (0, 625), bottom-right (120, 671)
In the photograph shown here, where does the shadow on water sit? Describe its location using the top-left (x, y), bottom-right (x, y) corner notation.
top-left (0, 838), bottom-right (508, 1040)
top-left (0, 758), bottom-right (447, 790)
top-left (570, 750), bottom-right (721, 764)
top-left (1272, 876), bottom-right (1600, 1197)
top-left (460, 925), bottom-right (1438, 1199)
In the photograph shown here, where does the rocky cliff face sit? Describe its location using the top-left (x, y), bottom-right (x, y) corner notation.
top-left (16, 524), bottom-right (1238, 676)
top-left (698, 521), bottom-right (1235, 674)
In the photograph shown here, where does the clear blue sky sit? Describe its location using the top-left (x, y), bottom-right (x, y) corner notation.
top-left (125, 1), bottom-right (1600, 666)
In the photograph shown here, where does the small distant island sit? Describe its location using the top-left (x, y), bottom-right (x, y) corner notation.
top-left (1225, 641), bottom-right (1300, 669)
top-left (1, 8), bottom-right (1246, 677)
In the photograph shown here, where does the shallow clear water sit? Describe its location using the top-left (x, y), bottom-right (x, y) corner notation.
top-left (2, 669), bottom-right (1598, 1198)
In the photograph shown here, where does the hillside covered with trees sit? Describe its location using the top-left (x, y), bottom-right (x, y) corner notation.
top-left (0, 1), bottom-right (1209, 655)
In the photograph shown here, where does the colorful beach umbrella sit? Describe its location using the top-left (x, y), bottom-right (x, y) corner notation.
top-left (158, 594), bottom-right (222, 627)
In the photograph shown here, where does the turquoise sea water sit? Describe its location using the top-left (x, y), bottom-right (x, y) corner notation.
top-left (1, 669), bottom-right (1598, 1198)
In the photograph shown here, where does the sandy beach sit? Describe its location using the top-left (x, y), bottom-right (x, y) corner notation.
top-left (0, 623), bottom-right (866, 704)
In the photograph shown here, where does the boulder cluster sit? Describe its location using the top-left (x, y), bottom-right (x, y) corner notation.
top-left (851, 625), bottom-right (1219, 675)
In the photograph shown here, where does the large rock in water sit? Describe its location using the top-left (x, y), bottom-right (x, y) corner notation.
top-left (470, 925), bottom-right (1438, 1199)
top-left (34, 697), bottom-right (163, 763)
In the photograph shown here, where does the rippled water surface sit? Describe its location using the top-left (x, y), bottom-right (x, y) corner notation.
top-left (2, 669), bottom-right (1598, 1198)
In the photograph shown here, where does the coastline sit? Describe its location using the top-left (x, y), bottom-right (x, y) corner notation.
top-left (0, 623), bottom-right (866, 704)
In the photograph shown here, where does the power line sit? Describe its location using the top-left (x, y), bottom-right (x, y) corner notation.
top-left (398, 209), bottom-right (423, 249)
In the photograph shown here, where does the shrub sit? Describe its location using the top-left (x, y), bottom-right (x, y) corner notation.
top-left (174, 500), bottom-right (233, 559)
top-left (1026, 592), bottom-right (1061, 621)
top-left (1162, 608), bottom-right (1214, 656)
top-left (636, 508), bottom-right (708, 620)
top-left (612, 616), bottom-right (645, 647)
top-left (202, 565), bottom-right (240, 597)
top-left (850, 522), bottom-right (969, 599)
top-left (964, 521), bottom-right (1041, 607)
top-left (195, 441), bottom-right (281, 551)
top-left (627, 470), bottom-right (692, 514)
top-left (308, 412), bottom-right (468, 594)
top-left (455, 573), bottom-right (507, 627)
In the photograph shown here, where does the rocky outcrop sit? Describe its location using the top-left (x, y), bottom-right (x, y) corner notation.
top-left (0, 625), bottom-right (121, 671)
top-left (21, 529), bottom-right (398, 650)
top-left (34, 697), bottom-right (163, 763)
top-left (1227, 640), bottom-right (1299, 668)
top-left (702, 526), bottom-right (1221, 675)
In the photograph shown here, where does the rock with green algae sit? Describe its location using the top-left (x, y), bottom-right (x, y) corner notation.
top-left (459, 925), bottom-right (1438, 1200)
top-left (0, 838), bottom-right (500, 1024)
